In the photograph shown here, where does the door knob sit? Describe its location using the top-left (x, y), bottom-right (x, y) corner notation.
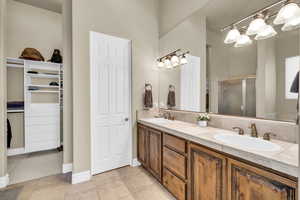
top-left (124, 118), bottom-right (129, 122)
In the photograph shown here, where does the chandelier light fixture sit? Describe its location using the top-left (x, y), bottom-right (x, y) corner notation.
top-left (157, 49), bottom-right (190, 69)
top-left (222, 0), bottom-right (300, 47)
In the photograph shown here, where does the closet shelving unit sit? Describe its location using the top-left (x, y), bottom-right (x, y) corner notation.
top-left (7, 57), bottom-right (62, 154)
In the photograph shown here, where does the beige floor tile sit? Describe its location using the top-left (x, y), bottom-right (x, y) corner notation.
top-left (122, 170), bottom-right (156, 193)
top-left (8, 150), bottom-right (62, 185)
top-left (4, 166), bottom-right (175, 200)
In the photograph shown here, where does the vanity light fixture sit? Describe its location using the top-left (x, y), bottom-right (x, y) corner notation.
top-left (224, 27), bottom-right (241, 44)
top-left (157, 59), bottom-right (164, 68)
top-left (246, 14), bottom-right (267, 35)
top-left (222, 0), bottom-right (300, 47)
top-left (164, 58), bottom-right (172, 69)
top-left (274, 0), bottom-right (300, 25)
top-left (180, 54), bottom-right (188, 65)
top-left (234, 32), bottom-right (253, 48)
top-left (281, 11), bottom-right (300, 31)
top-left (255, 24), bottom-right (277, 40)
top-left (171, 55), bottom-right (180, 66)
top-left (157, 49), bottom-right (190, 69)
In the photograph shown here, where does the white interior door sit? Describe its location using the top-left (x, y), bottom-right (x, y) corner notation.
top-left (180, 55), bottom-right (201, 112)
top-left (90, 31), bottom-right (132, 175)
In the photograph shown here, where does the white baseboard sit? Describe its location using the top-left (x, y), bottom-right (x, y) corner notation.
top-left (131, 158), bottom-right (141, 167)
top-left (62, 163), bottom-right (73, 174)
top-left (72, 170), bottom-right (91, 184)
top-left (7, 148), bottom-right (25, 156)
top-left (0, 174), bottom-right (9, 188)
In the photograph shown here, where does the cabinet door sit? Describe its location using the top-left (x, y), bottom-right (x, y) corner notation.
top-left (137, 125), bottom-right (148, 167)
top-left (189, 143), bottom-right (226, 200)
top-left (148, 128), bottom-right (162, 181)
top-left (228, 159), bottom-right (297, 200)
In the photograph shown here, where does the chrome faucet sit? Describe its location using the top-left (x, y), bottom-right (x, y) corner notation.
top-left (263, 132), bottom-right (276, 141)
top-left (232, 127), bottom-right (244, 135)
top-left (163, 112), bottom-right (175, 120)
top-left (248, 123), bottom-right (258, 138)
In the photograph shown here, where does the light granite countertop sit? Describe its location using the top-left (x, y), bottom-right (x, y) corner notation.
top-left (138, 118), bottom-right (299, 178)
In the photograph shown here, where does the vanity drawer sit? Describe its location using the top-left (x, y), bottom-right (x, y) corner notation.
top-left (163, 133), bottom-right (187, 154)
top-left (163, 146), bottom-right (186, 179)
top-left (163, 168), bottom-right (186, 200)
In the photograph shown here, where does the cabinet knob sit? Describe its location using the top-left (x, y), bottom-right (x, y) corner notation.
top-left (124, 118), bottom-right (129, 122)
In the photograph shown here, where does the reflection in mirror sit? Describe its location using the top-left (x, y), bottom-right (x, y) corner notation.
top-left (207, 26), bottom-right (299, 122)
top-left (159, 55), bottom-right (201, 112)
top-left (158, 0), bottom-right (299, 123)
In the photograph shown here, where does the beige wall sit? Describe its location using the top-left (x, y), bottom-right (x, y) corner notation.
top-left (275, 30), bottom-right (299, 121)
top-left (72, 0), bottom-right (159, 173)
top-left (0, 0), bottom-right (7, 178)
top-left (159, 10), bottom-right (206, 112)
top-left (159, 0), bottom-right (209, 37)
top-left (5, 0), bottom-right (63, 150)
top-left (62, 0), bottom-right (73, 165)
top-left (7, 0), bottom-right (62, 59)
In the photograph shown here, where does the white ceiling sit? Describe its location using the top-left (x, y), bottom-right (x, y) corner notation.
top-left (14, 0), bottom-right (62, 13)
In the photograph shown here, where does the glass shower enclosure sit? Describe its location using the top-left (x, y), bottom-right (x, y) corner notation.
top-left (218, 77), bottom-right (256, 117)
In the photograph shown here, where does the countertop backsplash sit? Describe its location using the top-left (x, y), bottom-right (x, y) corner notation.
top-left (137, 109), bottom-right (299, 144)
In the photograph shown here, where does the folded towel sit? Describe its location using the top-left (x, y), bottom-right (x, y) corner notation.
top-left (167, 91), bottom-right (176, 108)
top-left (144, 84), bottom-right (153, 109)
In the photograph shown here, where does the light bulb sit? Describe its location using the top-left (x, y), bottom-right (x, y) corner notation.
top-left (255, 25), bottom-right (277, 40)
top-left (274, 2), bottom-right (300, 25)
top-left (224, 28), bottom-right (241, 44)
top-left (246, 17), bottom-right (267, 35)
top-left (171, 55), bottom-right (180, 66)
top-left (157, 60), bottom-right (164, 68)
top-left (180, 56), bottom-right (188, 65)
top-left (164, 59), bottom-right (172, 68)
top-left (282, 11), bottom-right (300, 31)
top-left (234, 34), bottom-right (252, 48)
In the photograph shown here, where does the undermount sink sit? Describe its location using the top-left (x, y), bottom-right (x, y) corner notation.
top-left (144, 118), bottom-right (173, 124)
top-left (214, 133), bottom-right (282, 152)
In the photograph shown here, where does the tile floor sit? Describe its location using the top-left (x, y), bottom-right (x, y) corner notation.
top-left (8, 150), bottom-right (62, 185)
top-left (1, 166), bottom-right (175, 200)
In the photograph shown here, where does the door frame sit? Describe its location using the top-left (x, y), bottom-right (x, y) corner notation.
top-left (89, 31), bottom-right (133, 175)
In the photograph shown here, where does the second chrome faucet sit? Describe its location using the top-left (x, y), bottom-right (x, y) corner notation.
top-left (232, 123), bottom-right (275, 141)
top-left (248, 123), bottom-right (258, 138)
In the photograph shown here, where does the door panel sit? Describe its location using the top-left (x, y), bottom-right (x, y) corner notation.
top-left (189, 143), bottom-right (226, 200)
top-left (228, 159), bottom-right (297, 200)
top-left (148, 129), bottom-right (162, 181)
top-left (90, 32), bottom-right (131, 175)
top-left (137, 125), bottom-right (148, 167)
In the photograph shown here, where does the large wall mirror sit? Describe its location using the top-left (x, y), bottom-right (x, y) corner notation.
top-left (158, 0), bottom-right (300, 123)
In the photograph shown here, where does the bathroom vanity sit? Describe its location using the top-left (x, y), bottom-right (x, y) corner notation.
top-left (137, 118), bottom-right (298, 200)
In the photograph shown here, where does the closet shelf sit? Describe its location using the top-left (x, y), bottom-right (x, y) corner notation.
top-left (27, 73), bottom-right (59, 79)
top-left (29, 90), bottom-right (59, 93)
top-left (7, 109), bottom-right (24, 113)
top-left (27, 84), bottom-right (60, 89)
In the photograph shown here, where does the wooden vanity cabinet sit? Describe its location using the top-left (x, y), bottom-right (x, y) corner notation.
top-left (137, 123), bottom-right (298, 200)
top-left (189, 143), bottom-right (227, 200)
top-left (228, 158), bottom-right (297, 200)
top-left (137, 125), bottom-right (148, 167)
top-left (163, 134), bottom-right (188, 200)
top-left (137, 124), bottom-right (162, 181)
top-left (148, 128), bottom-right (162, 180)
